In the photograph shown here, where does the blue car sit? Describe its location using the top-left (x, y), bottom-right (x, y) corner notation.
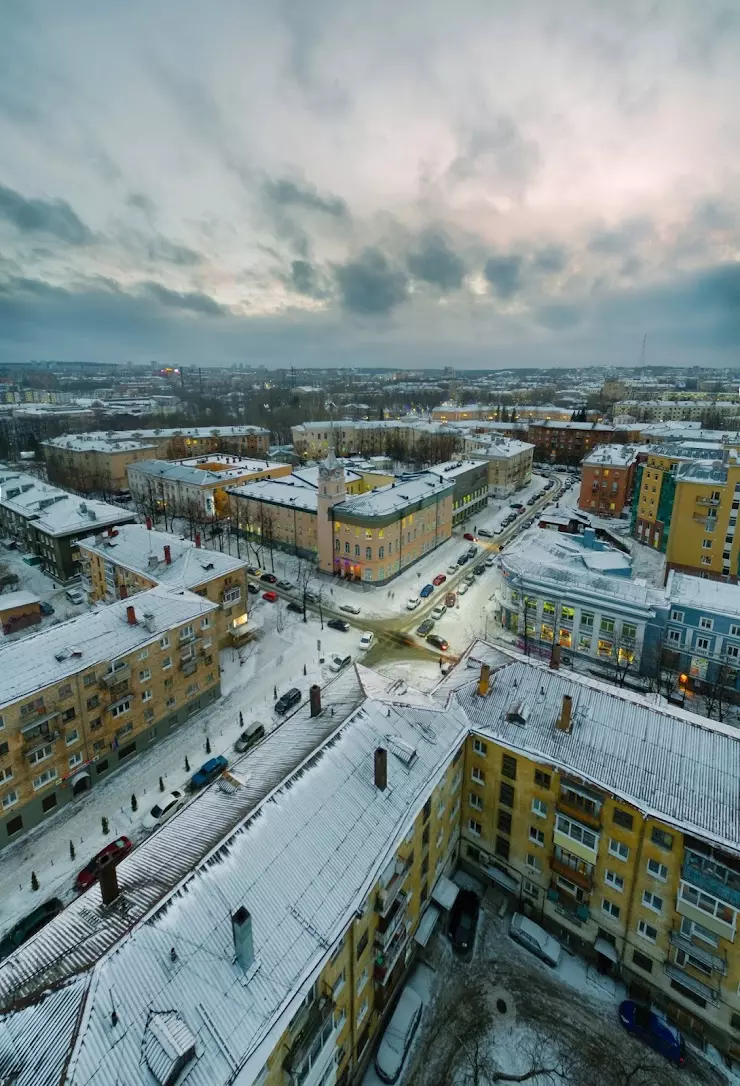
top-left (190, 755), bottom-right (228, 790)
top-left (618, 1000), bottom-right (685, 1067)
top-left (420, 584), bottom-right (434, 598)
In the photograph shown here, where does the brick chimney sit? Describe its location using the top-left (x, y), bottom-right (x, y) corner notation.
top-left (549, 644), bottom-right (561, 671)
top-left (556, 694), bottom-right (573, 734)
top-left (477, 663), bottom-right (491, 697)
top-left (126, 605), bottom-right (137, 625)
top-left (195, 532), bottom-right (201, 549)
top-left (119, 584), bottom-right (128, 600)
top-left (99, 851), bottom-right (120, 906)
top-left (309, 684), bottom-right (321, 717)
top-left (374, 747), bottom-right (388, 791)
top-left (164, 545), bottom-right (171, 565)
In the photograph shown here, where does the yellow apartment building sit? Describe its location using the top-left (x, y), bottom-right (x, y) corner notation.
top-left (665, 453), bottom-right (740, 582)
top-left (127, 456), bottom-right (292, 519)
top-left (631, 442), bottom-right (727, 551)
top-left (79, 524), bottom-right (249, 645)
top-left (0, 585), bottom-right (219, 847)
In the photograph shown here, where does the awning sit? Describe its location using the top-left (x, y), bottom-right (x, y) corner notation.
top-left (594, 937), bottom-right (619, 964)
top-left (414, 905), bottom-right (440, 947)
top-left (69, 770), bottom-right (92, 789)
top-left (431, 875), bottom-right (460, 911)
top-left (484, 864), bottom-right (519, 894)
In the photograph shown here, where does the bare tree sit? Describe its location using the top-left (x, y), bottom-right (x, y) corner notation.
top-left (701, 649), bottom-right (738, 722)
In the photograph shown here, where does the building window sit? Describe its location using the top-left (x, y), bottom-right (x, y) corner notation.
top-left (604, 869), bottom-right (624, 892)
top-left (641, 890), bottom-right (663, 914)
top-left (556, 814), bottom-right (597, 853)
top-left (83, 673), bottom-right (97, 687)
top-left (529, 826), bottom-right (545, 846)
top-left (471, 766), bottom-right (485, 785)
top-left (344, 542), bottom-right (350, 554)
top-left (646, 858), bottom-right (668, 881)
top-left (354, 545), bottom-right (360, 557)
top-left (501, 754), bottom-right (517, 780)
top-left (495, 835), bottom-right (510, 860)
top-left (612, 808), bottom-right (633, 831)
top-left (601, 898), bottom-right (621, 919)
top-left (695, 636), bottom-right (710, 651)
top-left (532, 797), bottom-right (547, 818)
top-left (68, 751), bottom-right (83, 769)
top-left (162, 655), bottom-right (172, 670)
top-left (651, 827), bottom-right (673, 851)
top-left (159, 635), bottom-right (170, 649)
top-left (111, 699), bottom-right (131, 718)
top-left (356, 966), bottom-right (369, 997)
top-left (468, 819), bottom-right (482, 837)
top-left (65, 729), bottom-right (79, 746)
top-left (632, 949), bottom-right (653, 974)
top-left (32, 767), bottom-right (57, 791)
top-left (498, 809), bottom-right (512, 834)
top-left (580, 612), bottom-right (594, 628)
top-left (637, 920), bottom-right (658, 943)
top-left (142, 690), bottom-right (152, 702)
top-left (469, 792), bottom-right (483, 811)
top-left (534, 769), bottom-right (551, 789)
top-left (699, 616), bottom-right (713, 630)
top-left (2, 790), bottom-right (18, 810)
top-left (473, 738), bottom-right (487, 756)
top-left (139, 668), bottom-right (151, 682)
top-left (608, 838), bottom-right (630, 861)
top-left (365, 547), bottom-right (372, 559)
top-left (29, 744), bottom-right (53, 765)
top-left (356, 930), bottom-right (368, 958)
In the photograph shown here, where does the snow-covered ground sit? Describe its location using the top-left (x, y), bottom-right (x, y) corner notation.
top-left (0, 542), bottom-right (90, 640)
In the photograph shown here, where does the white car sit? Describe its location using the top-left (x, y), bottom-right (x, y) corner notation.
top-left (143, 789), bottom-right (184, 831)
top-left (477, 528), bottom-right (493, 538)
top-left (430, 604), bottom-right (446, 621)
top-left (457, 582), bottom-right (469, 596)
top-left (358, 631), bottom-right (375, 651)
top-left (509, 912), bottom-right (562, 968)
top-left (485, 556), bottom-right (495, 567)
top-left (339, 603), bottom-right (361, 615)
top-left (65, 588), bottom-right (85, 605)
top-left (446, 564), bottom-right (458, 575)
top-left (406, 597), bottom-right (421, 611)
top-left (375, 985), bottom-right (423, 1083)
top-left (329, 653), bottom-right (352, 673)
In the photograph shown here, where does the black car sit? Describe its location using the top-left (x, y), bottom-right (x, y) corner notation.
top-left (327, 618), bottom-right (350, 632)
top-left (287, 601), bottom-right (304, 614)
top-left (260, 572), bottom-right (277, 584)
top-left (457, 555), bottom-right (468, 566)
top-left (40, 601), bottom-right (55, 615)
top-left (247, 583), bottom-right (260, 595)
top-left (449, 889), bottom-right (480, 958)
top-left (474, 564), bottom-right (486, 576)
top-left (0, 898), bottom-right (63, 961)
top-left (427, 633), bottom-right (449, 651)
top-left (275, 687), bottom-right (302, 714)
top-left (417, 618), bottom-right (434, 636)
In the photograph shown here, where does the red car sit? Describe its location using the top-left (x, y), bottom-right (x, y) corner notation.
top-left (76, 836), bottom-right (132, 890)
top-left (463, 532), bottom-right (475, 541)
top-left (432, 573), bottom-right (447, 586)
top-left (263, 590), bottom-right (278, 602)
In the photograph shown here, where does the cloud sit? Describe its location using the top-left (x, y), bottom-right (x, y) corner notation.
top-left (535, 302), bottom-right (581, 330)
top-left (533, 245), bottom-right (568, 274)
top-left (264, 177), bottom-right (348, 218)
top-left (145, 237), bottom-right (202, 267)
top-left (127, 192), bottom-right (156, 214)
top-left (287, 258), bottom-right (327, 298)
top-left (138, 281), bottom-right (226, 317)
top-left (588, 217), bottom-right (653, 256)
top-left (448, 117), bottom-right (540, 196)
top-left (406, 230), bottom-right (465, 291)
top-left (483, 254), bottom-right (523, 299)
top-left (0, 183), bottom-right (93, 245)
top-left (334, 248), bottom-right (407, 314)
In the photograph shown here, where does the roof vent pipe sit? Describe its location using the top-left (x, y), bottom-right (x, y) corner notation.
top-left (374, 747), bottom-right (388, 791)
top-left (310, 685), bottom-right (321, 717)
top-left (232, 906), bottom-right (254, 971)
top-left (126, 605), bottom-right (137, 625)
top-left (557, 694), bottom-right (573, 734)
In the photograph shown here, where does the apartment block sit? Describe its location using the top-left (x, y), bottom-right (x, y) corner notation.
top-left (529, 421), bottom-right (641, 466)
top-left (469, 438), bottom-right (534, 497)
top-left (666, 454), bottom-right (740, 583)
top-left (631, 442), bottom-right (726, 551)
top-left (427, 459), bottom-right (488, 525)
top-left (79, 524), bottom-right (249, 646)
top-left (663, 572), bottom-right (740, 700)
top-left (0, 586), bottom-right (220, 846)
top-left (578, 444), bottom-right (639, 518)
top-left (127, 456), bottom-right (292, 518)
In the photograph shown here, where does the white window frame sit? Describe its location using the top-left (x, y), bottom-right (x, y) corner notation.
top-left (604, 869), bottom-right (624, 892)
top-left (532, 797), bottom-right (547, 818)
top-left (637, 919), bottom-right (657, 943)
top-left (601, 897), bottom-right (621, 919)
top-left (642, 890), bottom-right (663, 913)
top-left (646, 858), bottom-right (668, 881)
top-left (471, 766), bottom-right (485, 784)
top-left (468, 819), bottom-right (482, 837)
top-left (608, 837), bottom-right (630, 861)
top-left (68, 751), bottom-right (83, 769)
top-left (469, 792), bottom-right (483, 811)
top-left (528, 826), bottom-right (545, 846)
top-left (473, 738), bottom-right (487, 756)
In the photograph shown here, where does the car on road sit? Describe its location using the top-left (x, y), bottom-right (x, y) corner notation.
top-left (445, 591), bottom-right (456, 607)
top-left (65, 588), bottom-right (85, 605)
top-left (510, 503), bottom-right (524, 511)
top-left (406, 597), bottom-right (421, 610)
top-left (358, 631), bottom-right (375, 651)
top-left (0, 898), bottom-right (64, 961)
top-left (485, 556), bottom-right (495, 568)
top-left (420, 583), bottom-right (434, 598)
top-left (477, 528), bottom-right (493, 538)
top-left (375, 984), bottom-right (423, 1084)
top-left (340, 603), bottom-right (361, 615)
top-left (329, 653), bottom-right (352, 673)
top-left (190, 755), bottom-right (228, 790)
top-left (75, 836), bottom-right (133, 890)
top-left (618, 1000), bottom-right (686, 1067)
top-left (39, 601), bottom-right (55, 615)
top-left (276, 579), bottom-right (293, 590)
top-left (544, 480), bottom-right (554, 490)
top-left (449, 889), bottom-right (480, 958)
top-left (262, 590), bottom-right (278, 602)
top-left (432, 573), bottom-right (446, 586)
top-left (457, 554), bottom-right (469, 566)
top-left (247, 583), bottom-right (260, 595)
top-left (327, 618), bottom-right (350, 632)
top-left (430, 604), bottom-right (446, 620)
top-left (509, 912), bottom-right (562, 968)
top-left (474, 563), bottom-right (486, 576)
top-left (287, 601), bottom-right (303, 614)
top-left (245, 566), bottom-right (261, 575)
top-left (143, 790), bottom-right (185, 831)
top-left (463, 532), bottom-right (475, 541)
top-left (260, 572), bottom-right (277, 584)
top-left (426, 633), bottom-right (449, 651)
top-left (417, 618), bottom-right (434, 636)
top-left (234, 722), bottom-right (266, 752)
top-left (275, 687), bottom-right (302, 714)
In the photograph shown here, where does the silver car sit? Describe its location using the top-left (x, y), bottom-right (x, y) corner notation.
top-left (509, 912), bottom-right (562, 968)
top-left (375, 985), bottom-right (423, 1083)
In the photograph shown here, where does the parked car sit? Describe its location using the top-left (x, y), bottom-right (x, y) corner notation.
top-left (0, 898), bottom-right (64, 960)
top-left (245, 566), bottom-right (261, 575)
top-left (340, 603), bottom-right (361, 615)
top-left (463, 532), bottom-right (475, 541)
top-left (426, 633), bottom-right (449, 651)
top-left (527, 495), bottom-right (537, 505)
top-left (464, 573), bottom-right (476, 586)
top-left (457, 582), bottom-right (469, 596)
top-left (430, 604), bottom-right (446, 621)
top-left (327, 618), bottom-right (350, 632)
top-left (375, 985), bottom-right (423, 1083)
top-left (275, 687), bottom-right (302, 714)
top-left (477, 528), bottom-right (493, 538)
top-left (262, 590), bottom-right (278, 602)
top-left (474, 563), bottom-right (486, 576)
top-left (190, 755), bottom-right (228, 790)
top-left (406, 597), bottom-right (421, 611)
top-left (432, 573), bottom-right (446, 586)
top-left (484, 556), bottom-right (495, 568)
top-left (457, 555), bottom-right (469, 566)
top-left (445, 591), bottom-right (456, 608)
top-left (276, 579), bottom-right (293, 591)
top-left (446, 564), bottom-right (458, 575)
top-left (466, 545), bottom-right (477, 557)
top-left (417, 618), bottom-right (435, 636)
top-left (304, 588), bottom-right (319, 602)
top-left (509, 912), bottom-right (562, 968)
top-left (329, 653), bottom-right (352, 673)
top-left (494, 527), bottom-right (503, 536)
top-left (420, 583), bottom-right (434, 598)
top-left (234, 722), bottom-right (266, 752)
top-left (287, 601), bottom-right (303, 614)
top-left (618, 1000), bottom-right (686, 1067)
top-left (75, 837), bottom-right (133, 891)
top-left (39, 601), bottom-right (55, 615)
top-left (449, 889), bottom-right (480, 958)
top-left (247, 583), bottom-right (260, 595)
top-left (65, 588), bottom-right (85, 605)
top-left (260, 572), bottom-right (277, 584)
top-left (143, 790), bottom-right (185, 831)
top-left (358, 631), bottom-right (375, 651)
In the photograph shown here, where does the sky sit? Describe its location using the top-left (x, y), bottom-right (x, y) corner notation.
top-left (0, 0), bottom-right (739, 370)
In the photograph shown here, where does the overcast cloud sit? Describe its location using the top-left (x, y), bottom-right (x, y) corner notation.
top-left (0, 0), bottom-right (738, 368)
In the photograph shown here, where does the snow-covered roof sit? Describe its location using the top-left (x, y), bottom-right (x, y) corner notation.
top-left (292, 465), bottom-right (361, 489)
top-left (675, 460), bottom-right (732, 485)
top-left (43, 426), bottom-right (269, 451)
top-left (48, 437), bottom-right (157, 453)
top-left (0, 666), bottom-right (468, 1086)
top-left (127, 459), bottom-right (275, 487)
top-left (336, 473), bottom-right (453, 518)
top-left (426, 459), bottom-right (486, 480)
top-left (228, 477), bottom-right (319, 513)
top-left (470, 438), bottom-right (534, 458)
top-left (666, 570), bottom-right (740, 619)
top-left (0, 470), bottom-right (134, 536)
top-left (0, 586), bottom-right (216, 710)
top-left (0, 591), bottom-right (40, 611)
top-left (582, 444), bottom-right (639, 467)
top-left (78, 525), bottom-right (246, 588)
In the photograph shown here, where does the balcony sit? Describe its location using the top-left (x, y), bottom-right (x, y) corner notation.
top-left (556, 798), bottom-right (601, 831)
top-left (669, 928), bottom-right (727, 976)
top-left (23, 730), bottom-right (60, 755)
top-left (664, 962), bottom-right (721, 1006)
top-left (551, 856), bottom-right (593, 891)
top-left (376, 860), bottom-right (409, 918)
top-left (100, 664), bottom-right (131, 688)
top-left (181, 659), bottom-right (198, 677)
top-left (682, 853), bottom-right (740, 912)
top-left (695, 497), bottom-right (720, 507)
top-left (375, 892), bottom-right (408, 952)
top-left (547, 887), bottom-right (590, 927)
top-left (283, 997), bottom-right (335, 1085)
top-left (374, 924), bottom-right (409, 985)
top-left (20, 704), bottom-right (59, 732)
